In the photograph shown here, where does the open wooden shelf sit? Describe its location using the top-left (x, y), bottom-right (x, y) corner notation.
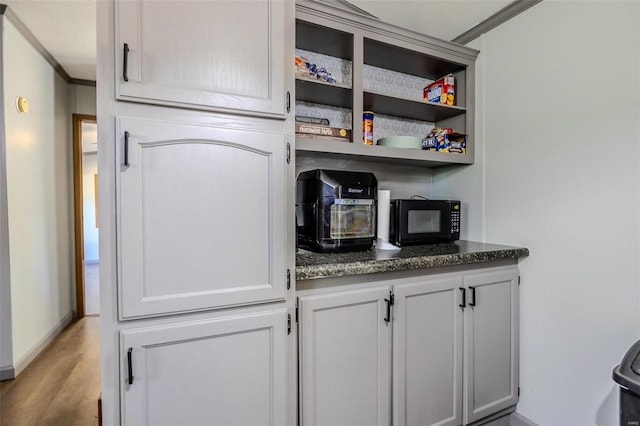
top-left (363, 90), bottom-right (466, 122)
top-left (296, 137), bottom-right (472, 167)
top-left (294, 4), bottom-right (478, 167)
top-left (364, 38), bottom-right (465, 79)
top-left (296, 78), bottom-right (352, 109)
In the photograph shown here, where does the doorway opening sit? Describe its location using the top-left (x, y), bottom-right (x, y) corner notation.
top-left (73, 114), bottom-right (99, 318)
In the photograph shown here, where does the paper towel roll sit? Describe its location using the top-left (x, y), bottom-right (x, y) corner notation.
top-left (377, 190), bottom-right (391, 242)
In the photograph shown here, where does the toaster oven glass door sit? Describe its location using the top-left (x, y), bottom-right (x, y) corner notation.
top-left (329, 199), bottom-right (375, 239)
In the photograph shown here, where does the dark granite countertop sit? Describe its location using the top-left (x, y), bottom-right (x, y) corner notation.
top-left (296, 240), bottom-right (529, 280)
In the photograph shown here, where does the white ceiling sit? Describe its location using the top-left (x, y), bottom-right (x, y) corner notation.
top-left (349, 0), bottom-right (513, 41)
top-left (2, 0), bottom-right (514, 82)
top-left (3, 0), bottom-right (96, 81)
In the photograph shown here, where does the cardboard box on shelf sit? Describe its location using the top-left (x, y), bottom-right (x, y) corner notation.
top-left (424, 74), bottom-right (455, 106)
top-left (295, 122), bottom-right (351, 141)
top-left (423, 128), bottom-right (466, 154)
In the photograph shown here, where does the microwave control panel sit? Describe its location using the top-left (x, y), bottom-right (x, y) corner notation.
top-left (450, 204), bottom-right (461, 235)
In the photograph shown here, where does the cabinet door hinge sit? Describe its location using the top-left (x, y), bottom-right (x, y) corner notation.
top-left (287, 269), bottom-right (291, 290)
top-left (286, 142), bottom-right (291, 164)
top-left (286, 91), bottom-right (291, 113)
top-left (287, 314), bottom-right (292, 335)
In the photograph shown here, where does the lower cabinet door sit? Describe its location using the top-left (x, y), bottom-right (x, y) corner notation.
top-left (298, 286), bottom-right (392, 426)
top-left (120, 309), bottom-right (288, 426)
top-left (393, 277), bottom-right (464, 426)
top-left (463, 269), bottom-right (519, 424)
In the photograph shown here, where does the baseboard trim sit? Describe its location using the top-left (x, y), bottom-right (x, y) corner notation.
top-left (511, 412), bottom-right (539, 426)
top-left (0, 365), bottom-right (15, 380)
top-left (13, 311), bottom-right (74, 377)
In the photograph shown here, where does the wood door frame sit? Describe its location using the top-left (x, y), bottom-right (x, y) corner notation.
top-left (72, 114), bottom-right (97, 319)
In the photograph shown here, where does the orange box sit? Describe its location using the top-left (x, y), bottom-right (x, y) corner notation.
top-left (424, 74), bottom-right (455, 106)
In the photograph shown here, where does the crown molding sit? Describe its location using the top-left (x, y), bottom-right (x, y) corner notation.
top-left (297, 1), bottom-right (479, 64)
top-left (452, 0), bottom-right (543, 45)
top-left (69, 78), bottom-right (97, 87)
top-left (312, 0), bottom-right (378, 19)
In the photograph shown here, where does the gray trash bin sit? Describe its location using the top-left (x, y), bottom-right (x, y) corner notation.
top-left (613, 339), bottom-right (640, 426)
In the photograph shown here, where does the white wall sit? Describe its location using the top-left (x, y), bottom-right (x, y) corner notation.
top-left (2, 19), bottom-right (73, 372)
top-left (296, 157), bottom-right (433, 200)
top-left (82, 152), bottom-right (99, 262)
top-left (0, 15), bottom-right (13, 378)
top-left (71, 85), bottom-right (98, 264)
top-left (69, 84), bottom-right (96, 116)
top-left (435, 2), bottom-right (640, 425)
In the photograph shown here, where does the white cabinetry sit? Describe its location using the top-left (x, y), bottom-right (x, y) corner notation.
top-left (115, 0), bottom-right (287, 118)
top-left (98, 0), bottom-right (294, 423)
top-left (120, 309), bottom-right (288, 426)
top-left (294, 1), bottom-right (478, 167)
top-left (463, 269), bottom-right (519, 424)
top-left (116, 117), bottom-right (287, 319)
top-left (298, 287), bottom-right (392, 426)
top-left (297, 265), bottom-right (519, 426)
top-left (393, 277), bottom-right (464, 426)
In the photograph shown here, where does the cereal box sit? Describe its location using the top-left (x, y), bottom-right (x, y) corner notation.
top-left (424, 74), bottom-right (455, 106)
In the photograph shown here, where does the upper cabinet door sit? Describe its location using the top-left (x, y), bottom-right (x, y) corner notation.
top-left (115, 0), bottom-right (288, 118)
top-left (117, 117), bottom-right (287, 319)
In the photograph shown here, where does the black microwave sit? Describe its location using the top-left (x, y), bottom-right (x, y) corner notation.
top-left (389, 199), bottom-right (460, 246)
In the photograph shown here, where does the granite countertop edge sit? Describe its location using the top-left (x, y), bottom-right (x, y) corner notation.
top-left (296, 245), bottom-right (529, 281)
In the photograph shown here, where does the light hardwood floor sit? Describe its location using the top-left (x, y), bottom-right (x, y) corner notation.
top-left (84, 263), bottom-right (100, 316)
top-left (0, 317), bottom-right (101, 426)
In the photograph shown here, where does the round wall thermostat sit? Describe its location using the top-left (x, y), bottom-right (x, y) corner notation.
top-left (16, 97), bottom-right (29, 113)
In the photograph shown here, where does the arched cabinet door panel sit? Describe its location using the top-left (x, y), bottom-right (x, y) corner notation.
top-left (115, 0), bottom-right (288, 118)
top-left (117, 116), bottom-right (287, 319)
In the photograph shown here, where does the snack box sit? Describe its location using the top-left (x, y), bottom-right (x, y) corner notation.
top-left (295, 122), bottom-right (351, 141)
top-left (423, 130), bottom-right (466, 154)
top-left (424, 74), bottom-right (455, 106)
